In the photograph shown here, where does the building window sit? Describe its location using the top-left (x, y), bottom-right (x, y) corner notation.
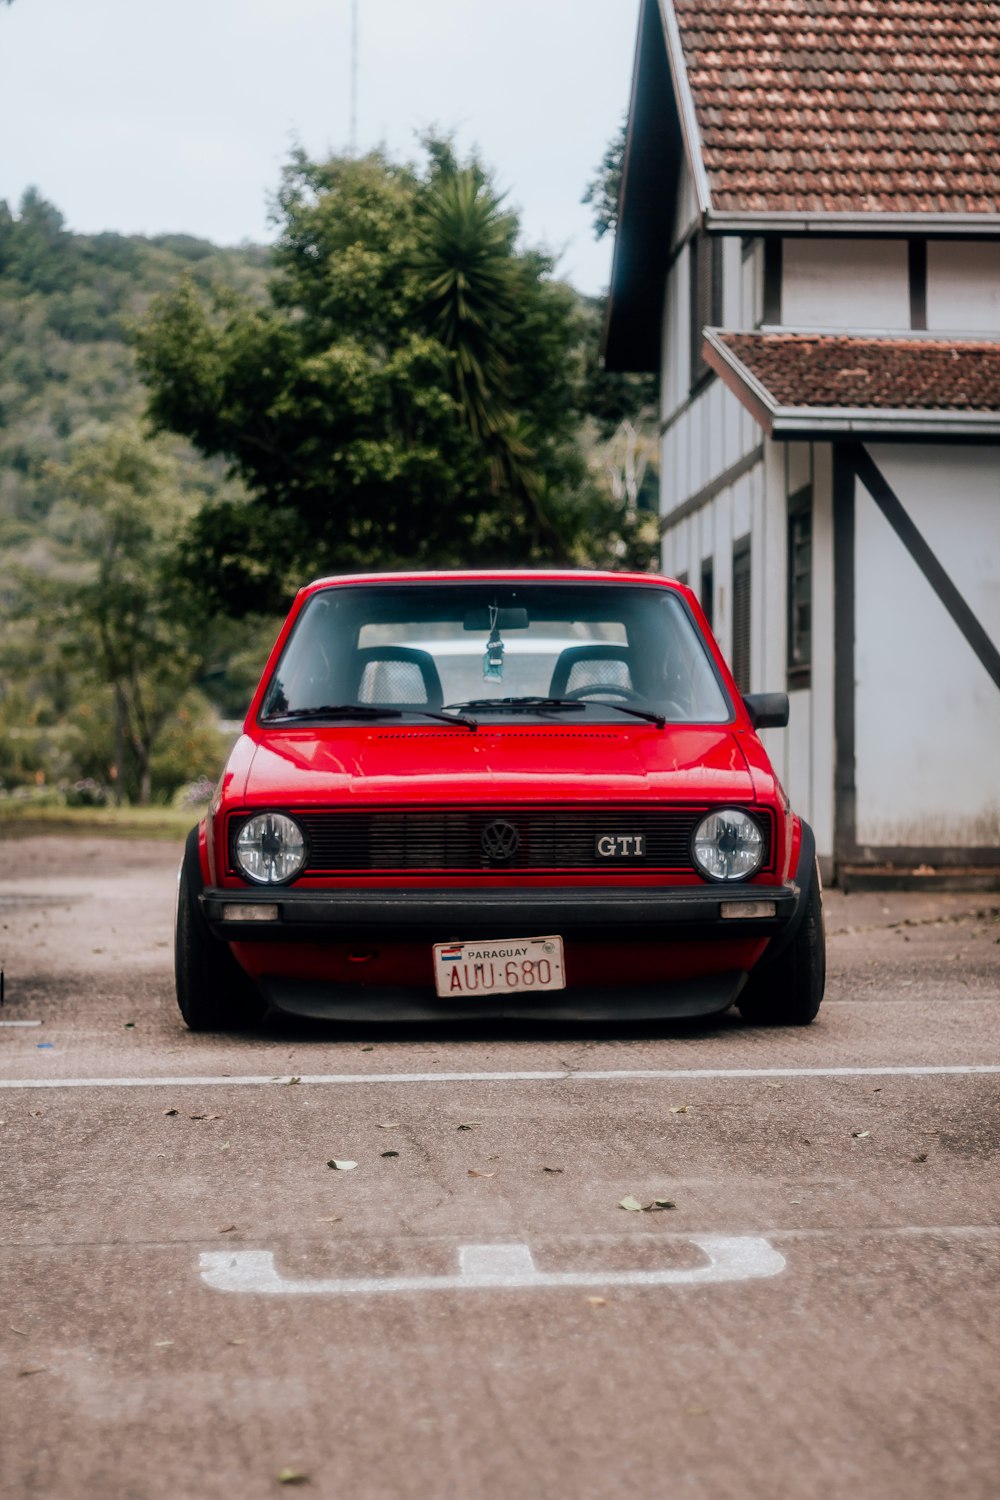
top-left (763, 238), bottom-right (782, 324)
top-left (731, 536), bottom-right (751, 694)
top-left (689, 233), bottom-right (723, 393)
top-left (787, 487), bottom-right (812, 689)
top-left (908, 239), bottom-right (927, 330)
top-left (700, 557), bottom-right (714, 630)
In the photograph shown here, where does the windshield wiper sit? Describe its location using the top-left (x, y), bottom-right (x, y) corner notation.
top-left (264, 704), bottom-right (478, 730)
top-left (582, 699), bottom-right (666, 728)
top-left (442, 696), bottom-right (587, 713)
top-left (441, 694), bottom-right (665, 727)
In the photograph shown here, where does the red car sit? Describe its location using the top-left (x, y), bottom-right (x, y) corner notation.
top-left (175, 570), bottom-right (825, 1030)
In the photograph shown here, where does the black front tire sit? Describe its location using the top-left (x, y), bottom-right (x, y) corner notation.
top-left (737, 863), bottom-right (826, 1026)
top-left (175, 829), bottom-right (267, 1032)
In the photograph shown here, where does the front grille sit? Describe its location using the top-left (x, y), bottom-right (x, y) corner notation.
top-left (229, 807), bottom-right (771, 875)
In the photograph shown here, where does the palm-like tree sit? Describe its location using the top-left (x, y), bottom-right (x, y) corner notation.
top-left (414, 166), bottom-right (562, 551)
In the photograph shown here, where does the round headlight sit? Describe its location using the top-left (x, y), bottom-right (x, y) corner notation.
top-left (235, 813), bottom-right (307, 885)
top-left (692, 808), bottom-right (764, 882)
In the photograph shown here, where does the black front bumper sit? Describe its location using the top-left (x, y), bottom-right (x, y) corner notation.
top-left (202, 861), bottom-right (808, 948)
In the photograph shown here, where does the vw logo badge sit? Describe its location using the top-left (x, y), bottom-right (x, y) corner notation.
top-left (481, 819), bottom-right (520, 863)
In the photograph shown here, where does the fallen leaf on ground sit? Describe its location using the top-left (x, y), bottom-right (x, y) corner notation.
top-left (468, 1169), bottom-right (496, 1178)
top-left (376, 1121), bottom-right (400, 1129)
top-left (287, 1076), bottom-right (300, 1085)
top-left (360, 1045), bottom-right (374, 1052)
top-left (586, 1296), bottom-right (607, 1306)
top-left (163, 1109), bottom-right (178, 1117)
top-left (327, 1159), bottom-right (358, 1171)
top-left (647, 1198), bottom-right (676, 1211)
top-left (457, 1122), bottom-right (482, 1131)
top-left (912, 1152), bottom-right (928, 1163)
top-left (669, 1105), bottom-right (688, 1114)
top-left (277, 1470), bottom-right (310, 1485)
top-left (316, 1217), bottom-right (342, 1224)
top-left (220, 1142), bottom-right (231, 1151)
top-left (219, 1225), bottom-right (237, 1233)
top-left (154, 1340), bottom-right (174, 1347)
top-left (190, 1114), bottom-right (207, 1120)
top-left (851, 1130), bottom-right (871, 1139)
top-left (381, 1150), bottom-right (399, 1158)
top-left (542, 1166), bottom-right (563, 1174)
top-left (227, 1338), bottom-right (246, 1345)
top-left (18, 1366), bottom-right (48, 1377)
top-left (123, 1022), bottom-right (135, 1029)
top-left (8, 1326), bottom-right (27, 1336)
top-left (619, 1195), bottom-right (644, 1212)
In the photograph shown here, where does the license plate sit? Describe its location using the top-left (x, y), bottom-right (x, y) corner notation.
top-left (433, 935), bottom-right (566, 998)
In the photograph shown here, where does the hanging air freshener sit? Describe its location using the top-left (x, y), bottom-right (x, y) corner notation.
top-left (483, 604), bottom-right (505, 681)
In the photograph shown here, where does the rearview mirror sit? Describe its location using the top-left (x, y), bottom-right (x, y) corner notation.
top-left (743, 692), bottom-right (789, 729)
top-left (463, 607), bottom-right (530, 631)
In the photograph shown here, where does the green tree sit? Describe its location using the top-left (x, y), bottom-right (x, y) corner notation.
top-left (582, 119), bottom-right (627, 242)
top-left (136, 145), bottom-right (610, 611)
top-left (577, 123), bottom-right (660, 563)
top-left (44, 428), bottom-right (209, 804)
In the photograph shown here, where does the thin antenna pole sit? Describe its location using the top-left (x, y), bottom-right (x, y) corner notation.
top-left (350, 0), bottom-right (359, 154)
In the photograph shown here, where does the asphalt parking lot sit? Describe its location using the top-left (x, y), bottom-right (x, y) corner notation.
top-left (1, 837), bottom-right (998, 1500)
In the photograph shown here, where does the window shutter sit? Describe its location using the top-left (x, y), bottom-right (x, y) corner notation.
top-left (787, 487), bottom-right (812, 688)
top-left (732, 537), bottom-right (751, 693)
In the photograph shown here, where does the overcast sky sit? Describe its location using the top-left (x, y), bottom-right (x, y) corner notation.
top-left (0, 0), bottom-right (639, 294)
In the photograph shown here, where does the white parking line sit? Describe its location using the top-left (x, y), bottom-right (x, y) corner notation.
top-left (0, 1064), bottom-right (998, 1089)
top-left (199, 1234), bottom-right (787, 1295)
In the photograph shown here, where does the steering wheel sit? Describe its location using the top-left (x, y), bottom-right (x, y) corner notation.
top-left (562, 683), bottom-right (646, 702)
top-left (564, 683), bottom-right (689, 719)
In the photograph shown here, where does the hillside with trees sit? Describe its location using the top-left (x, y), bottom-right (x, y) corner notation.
top-left (0, 191), bottom-right (273, 802)
top-left (1, 140), bottom-right (657, 807)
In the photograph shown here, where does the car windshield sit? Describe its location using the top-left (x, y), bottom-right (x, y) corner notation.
top-left (259, 581), bottom-right (733, 725)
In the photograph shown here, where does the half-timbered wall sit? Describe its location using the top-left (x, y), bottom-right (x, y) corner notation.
top-left (926, 242), bottom-right (1000, 330)
top-left (780, 239), bottom-right (910, 328)
top-left (852, 443), bottom-right (1000, 853)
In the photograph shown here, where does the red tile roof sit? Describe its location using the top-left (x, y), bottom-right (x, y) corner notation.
top-left (672, 0), bottom-right (1000, 215)
top-left (705, 332), bottom-right (1000, 432)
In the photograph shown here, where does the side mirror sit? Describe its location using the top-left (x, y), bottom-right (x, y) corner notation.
top-left (743, 692), bottom-right (789, 730)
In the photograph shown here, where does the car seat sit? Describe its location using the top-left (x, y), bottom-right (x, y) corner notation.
top-left (353, 646), bottom-right (444, 709)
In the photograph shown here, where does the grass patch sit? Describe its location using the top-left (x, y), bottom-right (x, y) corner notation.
top-left (0, 801), bottom-right (200, 840)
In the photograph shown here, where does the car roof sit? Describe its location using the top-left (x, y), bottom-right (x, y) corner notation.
top-left (302, 569), bottom-right (682, 592)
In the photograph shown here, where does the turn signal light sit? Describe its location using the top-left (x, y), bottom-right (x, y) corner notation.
top-left (222, 903), bottom-right (278, 922)
top-left (720, 901), bottom-right (777, 920)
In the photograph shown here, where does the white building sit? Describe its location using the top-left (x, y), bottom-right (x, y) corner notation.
top-left (605, 0), bottom-right (1000, 882)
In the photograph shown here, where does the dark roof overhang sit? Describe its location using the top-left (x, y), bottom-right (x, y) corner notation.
top-left (603, 0), bottom-right (685, 374)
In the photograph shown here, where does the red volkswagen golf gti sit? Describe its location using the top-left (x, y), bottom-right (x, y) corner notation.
top-left (175, 570), bottom-right (825, 1030)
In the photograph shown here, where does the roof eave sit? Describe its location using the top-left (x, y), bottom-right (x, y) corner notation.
top-left (657, 0), bottom-right (711, 217)
top-left (702, 331), bottom-right (1000, 440)
top-left (705, 209), bottom-right (1000, 237)
top-left (770, 410), bottom-right (1000, 438)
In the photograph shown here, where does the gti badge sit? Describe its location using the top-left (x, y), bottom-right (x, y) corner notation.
top-left (595, 834), bottom-right (646, 858)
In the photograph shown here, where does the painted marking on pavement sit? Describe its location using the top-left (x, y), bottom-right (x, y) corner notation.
top-left (0, 1020), bottom-right (42, 1027)
top-left (1, 1064), bottom-right (998, 1090)
top-left (199, 1234), bottom-right (786, 1296)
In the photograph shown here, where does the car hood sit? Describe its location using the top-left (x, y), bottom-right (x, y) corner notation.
top-left (240, 724), bottom-right (756, 806)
